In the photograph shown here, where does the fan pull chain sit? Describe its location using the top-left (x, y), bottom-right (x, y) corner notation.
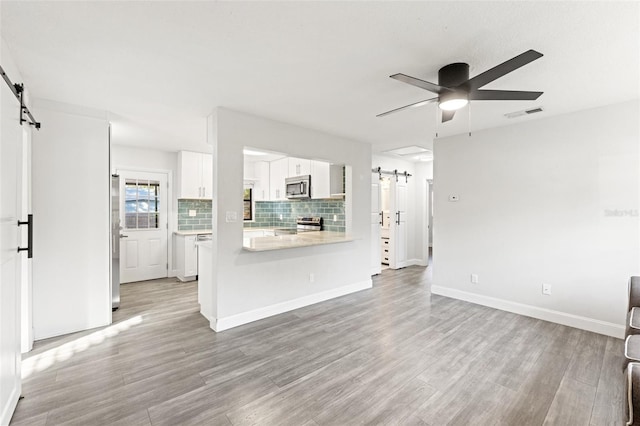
top-left (435, 105), bottom-right (439, 139)
top-left (468, 103), bottom-right (472, 137)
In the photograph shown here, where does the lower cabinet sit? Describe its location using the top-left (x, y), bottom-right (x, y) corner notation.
top-left (176, 234), bottom-right (198, 281)
top-left (381, 236), bottom-right (390, 265)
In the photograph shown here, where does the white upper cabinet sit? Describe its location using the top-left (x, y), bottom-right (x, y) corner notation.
top-left (288, 157), bottom-right (311, 177)
top-left (178, 151), bottom-right (213, 199)
top-left (201, 154), bottom-right (213, 198)
top-left (269, 158), bottom-right (288, 200)
top-left (252, 161), bottom-right (270, 201)
top-left (310, 160), bottom-right (330, 199)
top-left (330, 164), bottom-right (345, 197)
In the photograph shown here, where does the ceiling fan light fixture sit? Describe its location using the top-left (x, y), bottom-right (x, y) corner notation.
top-left (438, 98), bottom-right (468, 111)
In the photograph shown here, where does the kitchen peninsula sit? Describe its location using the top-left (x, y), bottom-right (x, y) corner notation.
top-left (243, 229), bottom-right (353, 251)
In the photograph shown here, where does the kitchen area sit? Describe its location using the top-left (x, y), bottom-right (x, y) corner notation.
top-left (110, 109), bottom-right (371, 334)
top-left (241, 148), bottom-right (352, 251)
top-left (171, 147), bottom-right (351, 284)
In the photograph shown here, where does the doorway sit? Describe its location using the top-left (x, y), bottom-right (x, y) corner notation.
top-left (371, 173), bottom-right (409, 272)
top-left (117, 170), bottom-right (169, 283)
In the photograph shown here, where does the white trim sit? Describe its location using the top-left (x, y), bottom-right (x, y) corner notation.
top-left (211, 279), bottom-right (372, 332)
top-left (407, 258), bottom-right (428, 267)
top-left (0, 384), bottom-right (20, 426)
top-left (431, 285), bottom-right (625, 339)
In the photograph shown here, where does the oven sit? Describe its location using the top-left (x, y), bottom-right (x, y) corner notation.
top-left (297, 216), bottom-right (323, 233)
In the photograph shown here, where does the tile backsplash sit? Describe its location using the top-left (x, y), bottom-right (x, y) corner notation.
top-left (178, 199), bottom-right (212, 231)
top-left (244, 199), bottom-right (346, 232)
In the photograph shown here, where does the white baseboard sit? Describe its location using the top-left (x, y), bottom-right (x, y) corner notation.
top-left (407, 258), bottom-right (428, 267)
top-left (211, 279), bottom-right (373, 332)
top-left (1, 383), bottom-right (20, 426)
top-left (431, 285), bottom-right (624, 339)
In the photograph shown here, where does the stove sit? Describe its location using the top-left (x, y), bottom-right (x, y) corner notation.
top-left (296, 217), bottom-right (323, 233)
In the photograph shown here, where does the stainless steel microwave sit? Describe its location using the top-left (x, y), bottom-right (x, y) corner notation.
top-left (286, 175), bottom-right (311, 199)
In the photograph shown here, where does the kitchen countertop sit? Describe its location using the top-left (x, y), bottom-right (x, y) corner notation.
top-left (243, 231), bottom-right (353, 252)
top-left (174, 230), bottom-right (212, 236)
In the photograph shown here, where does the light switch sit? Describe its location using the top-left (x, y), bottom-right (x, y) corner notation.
top-left (225, 211), bottom-right (238, 222)
top-left (188, 210), bottom-right (197, 217)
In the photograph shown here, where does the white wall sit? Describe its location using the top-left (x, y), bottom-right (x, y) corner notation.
top-left (208, 108), bottom-right (372, 329)
top-left (432, 100), bottom-right (640, 338)
top-left (111, 145), bottom-right (178, 275)
top-left (111, 145), bottom-right (177, 174)
top-left (32, 100), bottom-right (110, 340)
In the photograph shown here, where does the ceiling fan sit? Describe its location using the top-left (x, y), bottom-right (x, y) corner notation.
top-left (378, 49), bottom-right (544, 122)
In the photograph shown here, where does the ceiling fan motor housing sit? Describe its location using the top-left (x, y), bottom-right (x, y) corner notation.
top-left (438, 62), bottom-right (470, 88)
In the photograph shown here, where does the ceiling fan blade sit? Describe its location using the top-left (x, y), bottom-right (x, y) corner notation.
top-left (465, 50), bottom-right (543, 91)
top-left (442, 110), bottom-right (456, 123)
top-left (390, 73), bottom-right (453, 94)
top-left (469, 89), bottom-right (543, 101)
top-left (377, 97), bottom-right (438, 117)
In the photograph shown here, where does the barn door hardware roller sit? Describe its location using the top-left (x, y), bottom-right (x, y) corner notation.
top-left (0, 65), bottom-right (41, 129)
top-left (371, 167), bottom-right (412, 183)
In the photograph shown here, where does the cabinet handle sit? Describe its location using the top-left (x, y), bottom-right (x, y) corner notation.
top-left (396, 211), bottom-right (401, 225)
top-left (379, 211), bottom-right (383, 226)
top-left (202, 187), bottom-right (206, 197)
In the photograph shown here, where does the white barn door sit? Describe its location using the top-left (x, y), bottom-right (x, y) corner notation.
top-left (390, 177), bottom-right (408, 269)
top-left (119, 170), bottom-right (168, 283)
top-left (0, 71), bottom-right (24, 425)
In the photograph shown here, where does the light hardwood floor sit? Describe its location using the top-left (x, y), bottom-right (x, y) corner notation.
top-left (11, 266), bottom-right (625, 425)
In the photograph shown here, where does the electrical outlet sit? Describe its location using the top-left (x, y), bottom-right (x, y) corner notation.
top-left (225, 211), bottom-right (237, 222)
top-left (542, 284), bottom-right (552, 295)
top-left (470, 274), bottom-right (479, 284)
top-left (309, 273), bottom-right (315, 283)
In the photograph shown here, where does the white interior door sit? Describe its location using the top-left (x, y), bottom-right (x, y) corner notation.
top-left (1, 76), bottom-right (24, 425)
top-left (119, 170), bottom-right (168, 283)
top-left (390, 176), bottom-right (408, 269)
top-left (20, 127), bottom-right (33, 353)
top-left (371, 173), bottom-right (382, 275)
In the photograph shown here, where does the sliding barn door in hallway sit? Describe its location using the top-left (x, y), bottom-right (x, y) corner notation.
top-left (0, 66), bottom-right (25, 425)
top-left (390, 176), bottom-right (408, 269)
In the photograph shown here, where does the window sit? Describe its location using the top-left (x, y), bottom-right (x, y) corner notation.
top-left (243, 187), bottom-right (252, 221)
top-left (125, 179), bottom-right (160, 229)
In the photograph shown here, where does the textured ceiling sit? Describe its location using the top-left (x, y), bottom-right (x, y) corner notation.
top-left (1, 1), bottom-right (638, 156)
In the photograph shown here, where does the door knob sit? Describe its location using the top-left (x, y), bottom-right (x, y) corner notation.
top-left (120, 234), bottom-right (129, 238)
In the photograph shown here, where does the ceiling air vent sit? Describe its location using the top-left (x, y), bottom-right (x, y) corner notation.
top-left (505, 107), bottom-right (544, 119)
